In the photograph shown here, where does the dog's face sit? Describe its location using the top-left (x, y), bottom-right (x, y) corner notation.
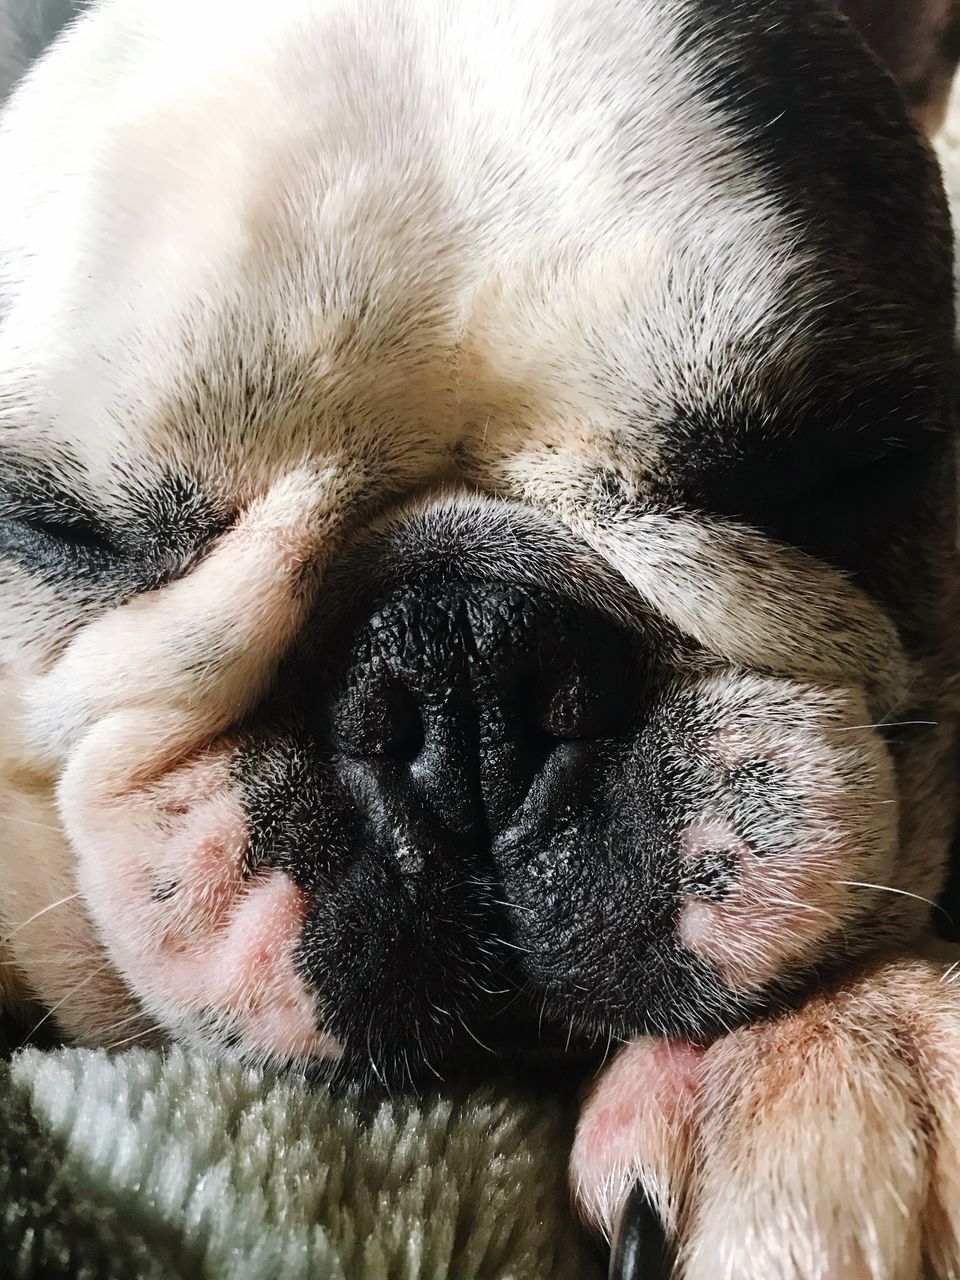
top-left (0, 0), bottom-right (956, 1084)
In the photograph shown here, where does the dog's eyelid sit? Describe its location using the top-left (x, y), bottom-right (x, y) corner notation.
top-left (0, 494), bottom-right (120, 554)
top-left (146, 515), bottom-right (235, 586)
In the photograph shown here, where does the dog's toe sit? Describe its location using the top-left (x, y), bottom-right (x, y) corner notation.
top-left (573, 947), bottom-right (960, 1280)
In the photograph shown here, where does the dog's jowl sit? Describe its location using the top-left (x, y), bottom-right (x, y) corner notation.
top-left (0, 1), bottom-right (958, 1276)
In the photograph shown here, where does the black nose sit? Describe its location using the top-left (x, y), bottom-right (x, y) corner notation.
top-left (264, 581), bottom-right (643, 1086)
top-left (323, 582), bottom-right (640, 837)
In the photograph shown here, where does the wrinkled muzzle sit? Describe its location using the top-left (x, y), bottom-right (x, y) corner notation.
top-left (32, 489), bottom-right (902, 1083)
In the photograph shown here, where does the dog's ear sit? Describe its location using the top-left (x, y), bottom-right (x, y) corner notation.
top-left (836, 0), bottom-right (960, 133)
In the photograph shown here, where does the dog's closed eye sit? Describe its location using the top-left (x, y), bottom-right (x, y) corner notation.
top-left (12, 507), bottom-right (118, 558)
top-left (0, 467), bottom-right (229, 596)
top-left (0, 498), bottom-right (125, 584)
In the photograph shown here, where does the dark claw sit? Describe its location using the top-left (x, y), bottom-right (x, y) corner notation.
top-left (608, 1183), bottom-right (672, 1280)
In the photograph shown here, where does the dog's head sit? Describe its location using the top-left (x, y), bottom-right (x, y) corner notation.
top-left (0, 0), bottom-right (957, 1083)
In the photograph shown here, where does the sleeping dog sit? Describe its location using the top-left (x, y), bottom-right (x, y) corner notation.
top-left (0, 0), bottom-right (958, 1275)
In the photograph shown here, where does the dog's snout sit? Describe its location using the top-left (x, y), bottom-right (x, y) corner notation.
top-left (323, 583), bottom-right (638, 837)
top-left (262, 581), bottom-right (645, 1080)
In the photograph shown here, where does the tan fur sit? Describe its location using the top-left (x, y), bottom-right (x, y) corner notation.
top-left (574, 949), bottom-right (960, 1280)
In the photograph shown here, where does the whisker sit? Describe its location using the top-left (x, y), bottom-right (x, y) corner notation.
top-left (2, 893), bottom-right (82, 945)
top-left (20, 962), bottom-right (112, 1047)
top-left (565, 1013), bottom-right (576, 1053)
top-left (763, 893), bottom-right (840, 923)
top-left (365, 1028), bottom-right (386, 1089)
top-left (600, 1022), bottom-right (615, 1067)
top-left (457, 1015), bottom-right (494, 1056)
top-left (837, 880), bottom-right (954, 926)
top-left (96, 1008), bottom-right (154, 1041)
top-left (833, 720), bottom-right (938, 732)
top-left (105, 1026), bottom-right (159, 1052)
top-left (484, 896), bottom-right (536, 916)
top-left (495, 935), bottom-right (531, 954)
top-left (0, 813), bottom-right (65, 834)
top-left (0, 943), bottom-right (98, 964)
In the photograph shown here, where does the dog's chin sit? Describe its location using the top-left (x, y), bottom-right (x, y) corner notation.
top-left (301, 992), bottom-right (609, 1092)
top-left (82, 934), bottom-right (786, 1094)
top-left (58, 875), bottom-right (833, 1092)
top-left (279, 941), bottom-right (756, 1092)
top-left (160, 969), bottom-right (740, 1093)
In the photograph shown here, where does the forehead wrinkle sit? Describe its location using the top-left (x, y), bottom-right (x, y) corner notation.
top-left (563, 502), bottom-right (910, 708)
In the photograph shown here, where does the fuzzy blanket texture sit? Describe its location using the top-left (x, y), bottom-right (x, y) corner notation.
top-left (0, 1043), bottom-right (602, 1279)
top-left (2, 7), bottom-right (959, 1280)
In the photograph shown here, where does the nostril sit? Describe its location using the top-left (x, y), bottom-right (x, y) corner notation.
top-left (538, 670), bottom-right (596, 740)
top-left (330, 678), bottom-right (425, 761)
top-left (319, 583), bottom-right (640, 803)
top-left (528, 663), bottom-right (634, 743)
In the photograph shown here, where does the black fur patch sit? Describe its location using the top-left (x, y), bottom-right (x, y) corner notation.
top-left (660, 0), bottom-right (955, 637)
top-left (0, 461), bottom-right (228, 596)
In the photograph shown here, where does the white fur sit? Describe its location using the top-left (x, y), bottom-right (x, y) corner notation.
top-left (0, 0), bottom-right (834, 1024)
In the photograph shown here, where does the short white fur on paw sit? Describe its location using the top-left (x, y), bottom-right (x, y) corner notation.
top-left (571, 1037), bottom-right (701, 1244)
top-left (572, 948), bottom-right (960, 1280)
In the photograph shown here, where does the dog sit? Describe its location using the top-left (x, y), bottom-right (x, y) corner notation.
top-left (0, 0), bottom-right (958, 1275)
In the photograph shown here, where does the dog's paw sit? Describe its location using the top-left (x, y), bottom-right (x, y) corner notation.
top-left (571, 946), bottom-right (960, 1280)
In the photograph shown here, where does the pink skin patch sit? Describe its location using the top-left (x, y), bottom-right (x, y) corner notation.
top-left (72, 746), bottom-right (340, 1062)
top-left (677, 813), bottom-right (844, 993)
top-left (42, 475), bottom-right (349, 1061)
top-left (571, 1037), bottom-right (704, 1236)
